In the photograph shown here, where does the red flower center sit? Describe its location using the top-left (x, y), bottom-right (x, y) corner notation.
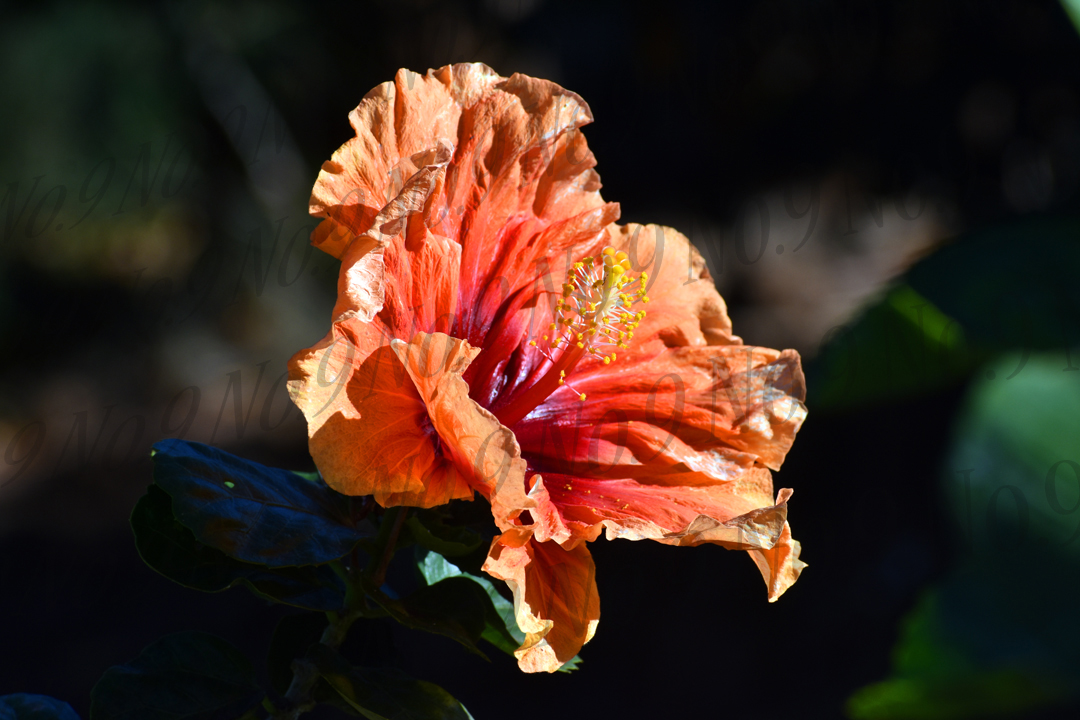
top-left (493, 246), bottom-right (649, 428)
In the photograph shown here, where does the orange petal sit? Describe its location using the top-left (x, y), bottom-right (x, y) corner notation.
top-left (444, 72), bottom-right (618, 337)
top-left (310, 68), bottom-right (479, 258)
top-left (330, 141), bottom-right (459, 334)
top-left (311, 63), bottom-right (618, 346)
top-left (287, 320), bottom-right (471, 507)
top-left (482, 530), bottom-right (600, 673)
top-left (390, 332), bottom-right (532, 528)
top-left (748, 520), bottom-right (806, 601)
top-left (607, 223), bottom-right (737, 347)
top-left (517, 344), bottom-right (806, 477)
top-left (528, 468), bottom-right (775, 539)
top-left (528, 472), bottom-right (804, 600)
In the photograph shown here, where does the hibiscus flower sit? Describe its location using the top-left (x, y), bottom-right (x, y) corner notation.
top-left (288, 63), bottom-right (807, 673)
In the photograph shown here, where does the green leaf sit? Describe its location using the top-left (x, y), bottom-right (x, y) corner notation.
top-left (0, 694), bottom-right (80, 720)
top-left (416, 550), bottom-right (520, 655)
top-left (132, 484), bottom-right (345, 611)
top-left (405, 513), bottom-right (482, 557)
top-left (309, 645), bottom-right (471, 720)
top-left (89, 631), bottom-right (262, 720)
top-left (415, 550), bottom-right (582, 672)
top-left (150, 439), bottom-right (372, 567)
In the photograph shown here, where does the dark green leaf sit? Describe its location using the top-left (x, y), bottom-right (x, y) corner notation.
top-left (132, 484), bottom-right (345, 611)
top-left (0, 694), bottom-right (80, 720)
top-left (90, 631), bottom-right (262, 720)
top-left (806, 283), bottom-right (982, 411)
top-left (309, 645), bottom-right (471, 720)
top-left (151, 439), bottom-right (372, 567)
top-left (416, 550), bottom-right (519, 656)
top-left (405, 513), bottom-right (482, 557)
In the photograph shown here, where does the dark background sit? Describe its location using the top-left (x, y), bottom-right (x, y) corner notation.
top-left (3, 1), bottom-right (1080, 718)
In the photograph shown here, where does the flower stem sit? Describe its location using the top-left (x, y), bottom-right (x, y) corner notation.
top-left (271, 507), bottom-right (408, 719)
top-left (370, 506), bottom-right (408, 588)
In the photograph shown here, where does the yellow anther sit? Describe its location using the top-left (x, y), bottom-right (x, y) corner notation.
top-left (574, 262), bottom-right (584, 269)
top-left (577, 342), bottom-right (584, 348)
top-left (529, 340), bottom-right (537, 346)
top-left (560, 370), bottom-right (566, 376)
top-left (611, 353), bottom-right (617, 361)
top-left (549, 322), bottom-right (557, 330)
top-left (603, 356), bottom-right (611, 365)
top-left (640, 271), bottom-right (649, 282)
top-left (587, 328), bottom-right (597, 336)
top-left (543, 335), bottom-right (549, 341)
top-left (579, 393), bottom-right (587, 401)
top-left (642, 296), bottom-right (650, 303)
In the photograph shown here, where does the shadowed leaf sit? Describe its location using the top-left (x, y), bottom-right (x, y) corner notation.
top-left (309, 645), bottom-right (471, 720)
top-left (151, 439), bottom-right (372, 567)
top-left (132, 484), bottom-right (345, 611)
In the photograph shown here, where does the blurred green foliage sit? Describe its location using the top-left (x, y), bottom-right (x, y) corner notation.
top-left (808, 219), bottom-right (1080, 412)
top-left (848, 354), bottom-right (1080, 718)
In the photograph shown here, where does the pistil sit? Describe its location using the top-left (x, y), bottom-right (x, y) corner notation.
top-left (493, 247), bottom-right (647, 428)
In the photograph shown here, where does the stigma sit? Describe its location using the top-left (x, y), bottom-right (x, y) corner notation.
top-left (492, 247), bottom-right (648, 429)
top-left (548, 247), bottom-right (647, 365)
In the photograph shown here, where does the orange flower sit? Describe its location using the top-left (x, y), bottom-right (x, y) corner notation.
top-left (288, 64), bottom-right (808, 673)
